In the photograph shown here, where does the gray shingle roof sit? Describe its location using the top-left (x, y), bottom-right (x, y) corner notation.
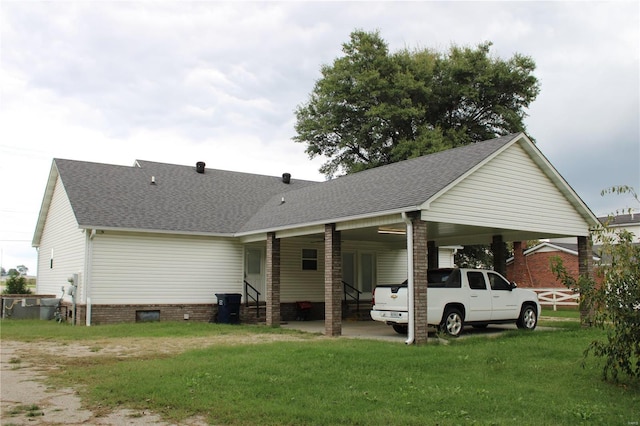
top-left (239, 134), bottom-right (518, 233)
top-left (598, 213), bottom-right (640, 225)
top-left (55, 159), bottom-right (318, 234)
top-left (53, 134), bottom-right (518, 235)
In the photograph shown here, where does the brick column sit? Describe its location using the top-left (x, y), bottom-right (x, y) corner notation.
top-left (577, 235), bottom-right (594, 326)
top-left (266, 232), bottom-right (281, 327)
top-left (411, 213), bottom-right (429, 344)
top-left (324, 224), bottom-right (342, 337)
top-left (511, 241), bottom-right (529, 287)
top-left (492, 235), bottom-right (507, 276)
top-left (427, 240), bottom-right (438, 270)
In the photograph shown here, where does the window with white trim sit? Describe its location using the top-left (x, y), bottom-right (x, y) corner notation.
top-left (302, 249), bottom-right (318, 271)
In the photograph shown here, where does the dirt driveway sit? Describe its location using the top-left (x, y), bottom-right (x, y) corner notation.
top-left (0, 334), bottom-right (313, 425)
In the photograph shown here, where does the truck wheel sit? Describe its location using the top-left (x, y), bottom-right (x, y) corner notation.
top-left (516, 305), bottom-right (538, 330)
top-left (392, 324), bottom-right (408, 335)
top-left (440, 308), bottom-right (463, 337)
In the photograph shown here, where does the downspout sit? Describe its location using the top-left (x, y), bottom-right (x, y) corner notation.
top-left (401, 212), bottom-right (414, 345)
top-left (85, 229), bottom-right (96, 326)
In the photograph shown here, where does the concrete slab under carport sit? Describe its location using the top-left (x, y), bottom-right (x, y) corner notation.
top-left (280, 320), bottom-right (542, 342)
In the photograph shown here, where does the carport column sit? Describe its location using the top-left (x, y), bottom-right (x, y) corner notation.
top-left (324, 223), bottom-right (342, 337)
top-left (265, 232), bottom-right (281, 327)
top-left (491, 235), bottom-right (507, 277)
top-left (427, 240), bottom-right (438, 270)
top-left (577, 235), bottom-right (594, 326)
top-left (410, 213), bottom-right (429, 344)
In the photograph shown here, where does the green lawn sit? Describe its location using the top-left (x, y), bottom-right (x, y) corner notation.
top-left (2, 319), bottom-right (638, 425)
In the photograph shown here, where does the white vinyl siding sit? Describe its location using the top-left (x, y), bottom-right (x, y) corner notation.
top-left (278, 238), bottom-right (410, 302)
top-left (425, 143), bottom-right (589, 236)
top-left (376, 247), bottom-right (456, 284)
top-left (89, 232), bottom-right (243, 304)
top-left (439, 248), bottom-right (456, 267)
top-left (36, 176), bottom-right (85, 299)
top-left (377, 250), bottom-right (407, 285)
top-left (280, 239), bottom-right (325, 302)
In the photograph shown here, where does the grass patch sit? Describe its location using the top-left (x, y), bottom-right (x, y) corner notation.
top-left (0, 319), bottom-right (310, 341)
top-left (541, 307), bottom-right (580, 319)
top-left (2, 320), bottom-right (638, 425)
top-left (6, 404), bottom-right (43, 418)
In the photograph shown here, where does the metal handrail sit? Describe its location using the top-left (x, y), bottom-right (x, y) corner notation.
top-left (244, 280), bottom-right (261, 318)
top-left (342, 280), bottom-right (362, 315)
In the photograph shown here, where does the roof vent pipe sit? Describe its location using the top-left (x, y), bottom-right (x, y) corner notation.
top-left (282, 173), bottom-right (291, 184)
top-left (196, 162), bottom-right (206, 174)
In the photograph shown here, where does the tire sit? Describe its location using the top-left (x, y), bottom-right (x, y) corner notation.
top-left (516, 305), bottom-right (538, 330)
top-left (392, 324), bottom-right (408, 335)
top-left (440, 308), bottom-right (464, 337)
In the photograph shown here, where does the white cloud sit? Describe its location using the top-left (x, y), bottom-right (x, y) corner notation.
top-left (0, 1), bottom-right (638, 273)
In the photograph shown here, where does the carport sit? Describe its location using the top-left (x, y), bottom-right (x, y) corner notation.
top-left (237, 133), bottom-right (599, 344)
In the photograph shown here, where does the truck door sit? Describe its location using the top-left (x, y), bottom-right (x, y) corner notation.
top-left (465, 271), bottom-right (492, 322)
top-left (488, 272), bottom-right (519, 320)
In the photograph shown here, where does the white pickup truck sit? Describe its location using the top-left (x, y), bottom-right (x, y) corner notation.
top-left (370, 268), bottom-right (540, 337)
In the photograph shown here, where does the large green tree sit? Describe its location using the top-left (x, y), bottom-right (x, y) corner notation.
top-left (294, 30), bottom-right (540, 178)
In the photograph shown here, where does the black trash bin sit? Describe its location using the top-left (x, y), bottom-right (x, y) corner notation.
top-left (215, 293), bottom-right (242, 324)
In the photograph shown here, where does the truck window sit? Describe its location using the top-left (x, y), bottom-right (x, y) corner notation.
top-left (488, 272), bottom-right (511, 290)
top-left (427, 269), bottom-right (452, 286)
top-left (443, 269), bottom-right (461, 288)
top-left (467, 271), bottom-right (487, 290)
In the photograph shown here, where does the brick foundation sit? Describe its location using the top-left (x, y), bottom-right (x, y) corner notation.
top-left (58, 302), bottom-right (329, 325)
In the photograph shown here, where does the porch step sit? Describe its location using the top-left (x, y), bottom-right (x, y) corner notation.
top-left (342, 300), bottom-right (372, 321)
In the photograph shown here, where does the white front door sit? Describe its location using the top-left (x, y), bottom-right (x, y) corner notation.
top-left (245, 248), bottom-right (265, 299)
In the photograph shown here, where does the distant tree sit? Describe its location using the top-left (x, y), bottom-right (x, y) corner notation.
top-left (3, 270), bottom-right (32, 295)
top-left (1, 267), bottom-right (6, 276)
top-left (455, 241), bottom-right (540, 270)
top-left (16, 265), bottom-right (28, 276)
top-left (552, 186), bottom-right (639, 383)
top-left (455, 245), bottom-right (494, 269)
top-left (294, 30), bottom-right (540, 178)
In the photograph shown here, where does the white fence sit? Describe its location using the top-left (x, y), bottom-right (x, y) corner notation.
top-left (531, 288), bottom-right (579, 311)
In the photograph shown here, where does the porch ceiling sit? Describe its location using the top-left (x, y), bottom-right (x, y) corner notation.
top-left (339, 221), bottom-right (572, 246)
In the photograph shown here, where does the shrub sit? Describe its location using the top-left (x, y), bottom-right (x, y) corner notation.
top-left (3, 271), bottom-right (32, 295)
top-left (552, 185), bottom-right (640, 383)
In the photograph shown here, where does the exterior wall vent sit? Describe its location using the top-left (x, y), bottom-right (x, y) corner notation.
top-left (196, 162), bottom-right (206, 174)
top-left (282, 173), bottom-right (291, 184)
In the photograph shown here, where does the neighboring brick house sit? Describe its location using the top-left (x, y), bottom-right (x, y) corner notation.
top-left (506, 214), bottom-right (639, 289)
top-left (506, 241), bottom-right (600, 289)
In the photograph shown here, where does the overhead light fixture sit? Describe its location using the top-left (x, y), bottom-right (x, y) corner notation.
top-left (377, 227), bottom-right (406, 235)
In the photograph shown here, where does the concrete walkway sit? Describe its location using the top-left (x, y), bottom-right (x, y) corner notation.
top-left (282, 320), bottom-right (408, 342)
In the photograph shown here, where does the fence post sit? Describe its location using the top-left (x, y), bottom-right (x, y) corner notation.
top-left (553, 291), bottom-right (557, 311)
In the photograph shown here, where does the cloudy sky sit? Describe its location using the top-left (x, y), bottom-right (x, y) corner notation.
top-left (1, 1), bottom-right (638, 274)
